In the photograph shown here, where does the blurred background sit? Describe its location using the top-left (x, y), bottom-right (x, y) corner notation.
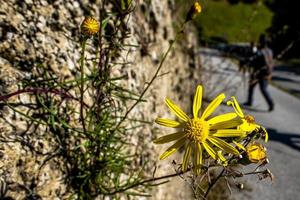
top-left (189, 1), bottom-right (300, 200)
top-left (194, 0), bottom-right (299, 60)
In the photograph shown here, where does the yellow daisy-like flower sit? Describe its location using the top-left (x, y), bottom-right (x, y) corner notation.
top-left (227, 97), bottom-right (269, 142)
top-left (154, 85), bottom-right (245, 174)
top-left (246, 142), bottom-right (267, 163)
top-left (81, 16), bottom-right (100, 36)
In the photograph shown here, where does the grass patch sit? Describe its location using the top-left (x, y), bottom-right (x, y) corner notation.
top-left (285, 58), bottom-right (300, 67)
top-left (194, 0), bottom-right (273, 43)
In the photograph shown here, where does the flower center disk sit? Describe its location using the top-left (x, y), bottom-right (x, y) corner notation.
top-left (185, 118), bottom-right (209, 143)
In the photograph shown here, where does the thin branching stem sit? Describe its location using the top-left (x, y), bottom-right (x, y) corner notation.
top-left (204, 168), bottom-right (225, 198)
top-left (203, 133), bottom-right (265, 199)
top-left (105, 168), bottom-right (191, 195)
top-left (98, 2), bottom-right (105, 77)
top-left (114, 22), bottom-right (186, 132)
top-left (0, 88), bottom-right (74, 101)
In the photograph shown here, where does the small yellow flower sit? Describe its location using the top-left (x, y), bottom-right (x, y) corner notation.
top-left (227, 97), bottom-right (268, 142)
top-left (154, 85), bottom-right (245, 174)
top-left (246, 142), bottom-right (267, 163)
top-left (185, 2), bottom-right (202, 22)
top-left (194, 2), bottom-right (202, 14)
top-left (81, 16), bottom-right (100, 36)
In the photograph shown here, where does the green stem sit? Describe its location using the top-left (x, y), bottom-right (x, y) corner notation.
top-left (0, 88), bottom-right (73, 101)
top-left (204, 168), bottom-right (224, 198)
top-left (80, 39), bottom-right (87, 134)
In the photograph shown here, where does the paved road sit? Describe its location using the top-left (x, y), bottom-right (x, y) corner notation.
top-left (272, 64), bottom-right (300, 99)
top-left (200, 48), bottom-right (300, 200)
top-left (232, 84), bottom-right (300, 200)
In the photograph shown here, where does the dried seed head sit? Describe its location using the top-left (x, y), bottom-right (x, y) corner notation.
top-left (236, 183), bottom-right (244, 189)
top-left (265, 158), bottom-right (270, 164)
top-left (245, 115), bottom-right (255, 124)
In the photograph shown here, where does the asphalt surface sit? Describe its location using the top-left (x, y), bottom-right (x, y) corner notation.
top-left (232, 83), bottom-right (300, 200)
top-left (272, 64), bottom-right (300, 99)
top-left (200, 48), bottom-right (300, 200)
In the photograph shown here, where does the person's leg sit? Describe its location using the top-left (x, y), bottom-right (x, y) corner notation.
top-left (245, 79), bottom-right (257, 106)
top-left (259, 79), bottom-right (274, 111)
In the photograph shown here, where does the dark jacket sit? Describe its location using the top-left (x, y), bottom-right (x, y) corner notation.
top-left (250, 47), bottom-right (273, 79)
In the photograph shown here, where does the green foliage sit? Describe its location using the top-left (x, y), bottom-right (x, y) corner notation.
top-left (194, 0), bottom-right (273, 42)
top-left (265, 0), bottom-right (300, 58)
top-left (0, 1), bottom-right (154, 198)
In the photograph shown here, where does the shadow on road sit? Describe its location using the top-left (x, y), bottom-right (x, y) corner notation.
top-left (289, 89), bottom-right (300, 94)
top-left (243, 106), bottom-right (269, 113)
top-left (268, 128), bottom-right (300, 152)
top-left (272, 76), bottom-right (299, 83)
top-left (274, 65), bottom-right (300, 76)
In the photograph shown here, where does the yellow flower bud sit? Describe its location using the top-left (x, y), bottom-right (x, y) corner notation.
top-left (81, 16), bottom-right (100, 36)
top-left (185, 2), bottom-right (202, 22)
top-left (194, 2), bottom-right (202, 14)
top-left (246, 142), bottom-right (267, 163)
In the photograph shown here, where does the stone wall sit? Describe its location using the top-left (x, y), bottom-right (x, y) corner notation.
top-left (0, 0), bottom-right (202, 199)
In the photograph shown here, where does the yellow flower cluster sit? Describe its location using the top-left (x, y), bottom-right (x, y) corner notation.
top-left (154, 84), bottom-right (268, 174)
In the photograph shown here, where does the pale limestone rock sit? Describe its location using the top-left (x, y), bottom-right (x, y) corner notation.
top-left (0, 0), bottom-right (201, 199)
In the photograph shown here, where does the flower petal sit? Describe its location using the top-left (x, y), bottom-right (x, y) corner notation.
top-left (155, 118), bottom-right (182, 128)
top-left (202, 141), bottom-right (217, 160)
top-left (238, 120), bottom-right (258, 132)
top-left (210, 118), bottom-right (243, 130)
top-left (182, 142), bottom-right (192, 172)
top-left (211, 129), bottom-right (246, 137)
top-left (159, 137), bottom-right (187, 160)
top-left (193, 142), bottom-right (202, 175)
top-left (193, 85), bottom-right (203, 119)
top-left (265, 134), bottom-right (269, 143)
top-left (165, 98), bottom-right (189, 122)
top-left (207, 113), bottom-right (238, 125)
top-left (208, 136), bottom-right (239, 155)
top-left (262, 127), bottom-right (269, 142)
top-left (226, 96), bottom-right (244, 118)
top-left (217, 151), bottom-right (227, 165)
top-left (153, 132), bottom-right (185, 144)
top-left (233, 141), bottom-right (246, 151)
top-left (201, 93), bottom-right (225, 119)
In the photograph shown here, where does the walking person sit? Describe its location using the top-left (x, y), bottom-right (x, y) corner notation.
top-left (244, 34), bottom-right (275, 111)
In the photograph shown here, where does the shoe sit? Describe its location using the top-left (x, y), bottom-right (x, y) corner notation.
top-left (243, 102), bottom-right (252, 107)
top-left (268, 105), bottom-right (274, 112)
